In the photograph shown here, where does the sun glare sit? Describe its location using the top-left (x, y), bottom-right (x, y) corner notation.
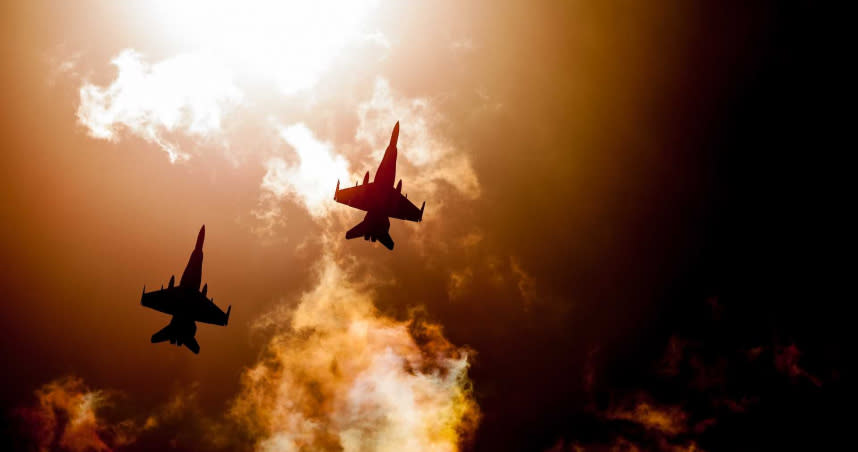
top-left (149, 0), bottom-right (381, 93)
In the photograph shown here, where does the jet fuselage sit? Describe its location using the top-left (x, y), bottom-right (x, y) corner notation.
top-left (334, 122), bottom-right (425, 250)
top-left (141, 225), bottom-right (230, 354)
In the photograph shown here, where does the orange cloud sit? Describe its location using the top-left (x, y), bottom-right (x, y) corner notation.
top-left (605, 399), bottom-right (688, 437)
top-left (17, 376), bottom-right (136, 452)
top-left (229, 254), bottom-right (480, 451)
top-left (774, 344), bottom-right (822, 387)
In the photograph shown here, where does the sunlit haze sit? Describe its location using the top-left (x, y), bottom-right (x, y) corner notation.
top-left (1, 1), bottom-right (843, 451)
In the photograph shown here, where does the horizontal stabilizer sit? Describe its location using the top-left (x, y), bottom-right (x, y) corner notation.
top-left (184, 337), bottom-right (200, 354)
top-left (151, 323), bottom-right (173, 343)
top-left (378, 232), bottom-right (395, 250)
top-left (346, 219), bottom-right (369, 240)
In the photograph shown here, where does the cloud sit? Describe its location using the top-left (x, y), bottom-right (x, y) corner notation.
top-left (16, 376), bottom-right (138, 452)
top-left (77, 49), bottom-right (243, 162)
top-left (510, 256), bottom-right (536, 308)
top-left (260, 124), bottom-right (352, 218)
top-left (147, 0), bottom-right (383, 95)
top-left (229, 254), bottom-right (480, 451)
top-left (74, 1), bottom-right (388, 164)
top-left (447, 267), bottom-right (474, 300)
top-left (356, 78), bottom-right (480, 201)
top-left (255, 77), bottom-right (485, 224)
top-left (657, 335), bottom-right (688, 377)
top-left (605, 399), bottom-right (688, 437)
top-left (774, 344), bottom-right (822, 387)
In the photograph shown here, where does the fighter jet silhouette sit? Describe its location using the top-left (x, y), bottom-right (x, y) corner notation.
top-left (141, 225), bottom-right (230, 354)
top-left (334, 121), bottom-right (425, 250)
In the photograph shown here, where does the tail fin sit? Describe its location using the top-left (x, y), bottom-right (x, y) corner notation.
top-left (180, 226), bottom-right (205, 290)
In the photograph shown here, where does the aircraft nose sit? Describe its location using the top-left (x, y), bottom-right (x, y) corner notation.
top-left (389, 121), bottom-right (399, 147)
top-left (196, 225), bottom-right (206, 249)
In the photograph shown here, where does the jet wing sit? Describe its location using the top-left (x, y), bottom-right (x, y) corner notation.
top-left (389, 191), bottom-right (424, 222)
top-left (141, 287), bottom-right (181, 315)
top-left (193, 293), bottom-right (231, 326)
top-left (335, 183), bottom-right (374, 211)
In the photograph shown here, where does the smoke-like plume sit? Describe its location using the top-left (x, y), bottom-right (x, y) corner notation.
top-left (16, 376), bottom-right (138, 452)
top-left (229, 254), bottom-right (480, 451)
top-left (605, 399), bottom-right (688, 437)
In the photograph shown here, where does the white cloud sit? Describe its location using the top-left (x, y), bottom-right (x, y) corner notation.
top-left (356, 78), bottom-right (480, 200)
top-left (261, 124), bottom-right (351, 218)
top-left (77, 50), bottom-right (243, 162)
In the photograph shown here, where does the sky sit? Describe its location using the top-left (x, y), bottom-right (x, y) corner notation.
top-left (0, 1), bottom-right (847, 451)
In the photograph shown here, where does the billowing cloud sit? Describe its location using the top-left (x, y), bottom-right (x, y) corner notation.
top-left (75, 0), bottom-right (387, 164)
top-left (148, 0), bottom-right (383, 95)
top-left (77, 50), bottom-right (243, 162)
top-left (17, 376), bottom-right (138, 452)
top-left (230, 254), bottom-right (480, 451)
top-left (605, 399), bottom-right (688, 437)
top-left (356, 78), bottom-right (480, 201)
top-left (261, 124), bottom-right (352, 218)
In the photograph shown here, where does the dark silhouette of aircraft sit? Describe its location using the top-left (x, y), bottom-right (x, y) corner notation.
top-left (141, 225), bottom-right (230, 354)
top-left (334, 121), bottom-right (425, 250)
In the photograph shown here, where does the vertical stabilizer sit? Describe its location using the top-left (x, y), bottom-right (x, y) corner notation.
top-left (374, 121), bottom-right (399, 187)
top-left (180, 225), bottom-right (205, 290)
